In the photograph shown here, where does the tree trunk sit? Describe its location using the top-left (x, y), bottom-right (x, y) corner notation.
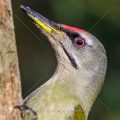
top-left (0, 0), bottom-right (22, 120)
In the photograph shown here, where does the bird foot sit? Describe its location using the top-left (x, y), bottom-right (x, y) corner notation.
top-left (15, 104), bottom-right (38, 120)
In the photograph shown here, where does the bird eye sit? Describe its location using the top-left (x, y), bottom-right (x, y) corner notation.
top-left (74, 37), bottom-right (85, 48)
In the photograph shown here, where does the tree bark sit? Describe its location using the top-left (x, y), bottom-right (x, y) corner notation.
top-left (0, 0), bottom-right (22, 120)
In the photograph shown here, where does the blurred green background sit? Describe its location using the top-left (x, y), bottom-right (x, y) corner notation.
top-left (12, 0), bottom-right (120, 120)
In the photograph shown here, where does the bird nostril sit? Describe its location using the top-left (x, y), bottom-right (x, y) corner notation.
top-left (49, 21), bottom-right (60, 30)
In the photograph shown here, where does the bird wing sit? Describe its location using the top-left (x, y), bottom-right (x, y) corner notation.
top-left (21, 82), bottom-right (86, 120)
top-left (67, 104), bottom-right (86, 120)
top-left (21, 104), bottom-right (86, 120)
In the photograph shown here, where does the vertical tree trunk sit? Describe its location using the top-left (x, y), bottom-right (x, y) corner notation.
top-left (0, 0), bottom-right (22, 119)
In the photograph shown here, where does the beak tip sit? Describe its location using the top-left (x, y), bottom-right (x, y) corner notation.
top-left (20, 5), bottom-right (25, 10)
top-left (20, 5), bottom-right (30, 13)
top-left (20, 5), bottom-right (26, 13)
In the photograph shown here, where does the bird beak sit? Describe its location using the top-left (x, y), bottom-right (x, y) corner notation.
top-left (20, 5), bottom-right (63, 35)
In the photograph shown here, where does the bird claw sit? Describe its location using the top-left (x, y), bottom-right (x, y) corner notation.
top-left (15, 104), bottom-right (38, 120)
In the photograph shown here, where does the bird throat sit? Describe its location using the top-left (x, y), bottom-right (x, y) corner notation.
top-left (60, 42), bottom-right (78, 69)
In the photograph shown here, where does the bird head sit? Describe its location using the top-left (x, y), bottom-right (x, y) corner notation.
top-left (20, 5), bottom-right (106, 71)
top-left (21, 5), bottom-right (107, 115)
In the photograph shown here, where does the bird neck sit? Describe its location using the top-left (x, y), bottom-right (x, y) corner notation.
top-left (46, 45), bottom-right (106, 118)
top-left (48, 58), bottom-right (105, 118)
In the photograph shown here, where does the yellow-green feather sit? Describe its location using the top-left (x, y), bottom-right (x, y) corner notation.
top-left (71, 105), bottom-right (85, 120)
top-left (22, 83), bottom-right (86, 120)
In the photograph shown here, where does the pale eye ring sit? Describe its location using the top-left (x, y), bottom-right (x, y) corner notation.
top-left (74, 37), bottom-right (85, 48)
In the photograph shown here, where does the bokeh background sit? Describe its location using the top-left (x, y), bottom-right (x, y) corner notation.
top-left (12, 0), bottom-right (120, 120)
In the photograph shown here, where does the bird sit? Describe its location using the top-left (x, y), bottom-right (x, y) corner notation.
top-left (20, 5), bottom-right (107, 120)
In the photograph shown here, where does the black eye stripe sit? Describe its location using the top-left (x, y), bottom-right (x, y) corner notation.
top-left (65, 32), bottom-right (79, 43)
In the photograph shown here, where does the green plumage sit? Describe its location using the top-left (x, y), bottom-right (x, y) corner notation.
top-left (71, 105), bottom-right (85, 120)
top-left (22, 83), bottom-right (86, 120)
top-left (20, 5), bottom-right (107, 120)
